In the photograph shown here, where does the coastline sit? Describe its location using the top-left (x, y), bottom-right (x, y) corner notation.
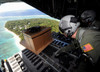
top-left (5, 28), bottom-right (25, 51)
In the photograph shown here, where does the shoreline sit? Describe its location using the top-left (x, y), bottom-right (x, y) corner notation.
top-left (5, 28), bottom-right (25, 51)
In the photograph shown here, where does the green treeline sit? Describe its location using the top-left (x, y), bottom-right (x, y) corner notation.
top-left (5, 18), bottom-right (59, 40)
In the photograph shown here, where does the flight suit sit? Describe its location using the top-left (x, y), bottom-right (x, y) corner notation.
top-left (55, 27), bottom-right (100, 72)
top-left (75, 27), bottom-right (100, 72)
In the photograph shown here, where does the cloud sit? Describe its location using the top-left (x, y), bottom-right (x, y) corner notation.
top-left (0, 2), bottom-right (35, 13)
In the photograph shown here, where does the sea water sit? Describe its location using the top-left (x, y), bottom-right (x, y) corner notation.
top-left (0, 15), bottom-right (58, 65)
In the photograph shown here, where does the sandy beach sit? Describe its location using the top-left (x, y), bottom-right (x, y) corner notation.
top-left (5, 28), bottom-right (25, 50)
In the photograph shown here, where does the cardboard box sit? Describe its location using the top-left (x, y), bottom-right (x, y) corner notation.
top-left (23, 26), bottom-right (53, 55)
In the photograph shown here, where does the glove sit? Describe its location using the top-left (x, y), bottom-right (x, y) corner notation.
top-left (55, 44), bottom-right (75, 57)
top-left (55, 39), bottom-right (81, 57)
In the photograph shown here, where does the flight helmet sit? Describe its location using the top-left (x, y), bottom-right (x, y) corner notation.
top-left (81, 10), bottom-right (96, 24)
top-left (59, 15), bottom-right (80, 37)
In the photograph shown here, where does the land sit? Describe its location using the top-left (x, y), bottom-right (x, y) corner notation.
top-left (5, 28), bottom-right (25, 50)
top-left (5, 18), bottom-right (59, 41)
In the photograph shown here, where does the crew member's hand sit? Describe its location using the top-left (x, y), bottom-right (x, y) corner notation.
top-left (55, 44), bottom-right (74, 57)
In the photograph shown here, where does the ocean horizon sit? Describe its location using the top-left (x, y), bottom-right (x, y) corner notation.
top-left (0, 15), bottom-right (59, 65)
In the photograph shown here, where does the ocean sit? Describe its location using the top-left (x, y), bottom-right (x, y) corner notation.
top-left (0, 15), bottom-right (59, 65)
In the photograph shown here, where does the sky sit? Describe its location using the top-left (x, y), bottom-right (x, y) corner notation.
top-left (0, 2), bottom-right (35, 13)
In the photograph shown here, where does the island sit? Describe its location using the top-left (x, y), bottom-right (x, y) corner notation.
top-left (5, 18), bottom-right (59, 41)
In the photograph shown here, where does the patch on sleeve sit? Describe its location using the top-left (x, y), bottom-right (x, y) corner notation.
top-left (81, 43), bottom-right (94, 52)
